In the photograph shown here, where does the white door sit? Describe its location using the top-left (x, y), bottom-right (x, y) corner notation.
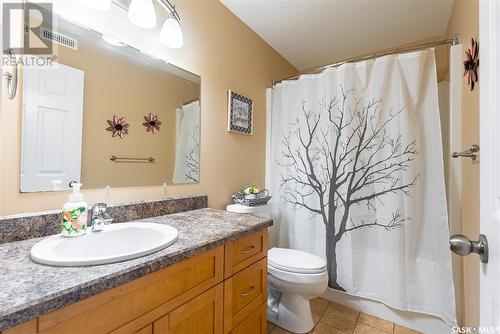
top-left (480, 0), bottom-right (500, 327)
top-left (21, 63), bottom-right (84, 192)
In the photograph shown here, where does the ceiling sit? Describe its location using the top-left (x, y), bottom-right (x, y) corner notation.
top-left (221, 0), bottom-right (454, 71)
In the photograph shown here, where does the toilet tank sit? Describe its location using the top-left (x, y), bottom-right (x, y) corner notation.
top-left (226, 204), bottom-right (271, 217)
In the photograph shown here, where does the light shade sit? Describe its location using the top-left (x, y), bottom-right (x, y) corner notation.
top-left (83, 0), bottom-right (111, 11)
top-left (128, 0), bottom-right (157, 29)
top-left (160, 17), bottom-right (183, 48)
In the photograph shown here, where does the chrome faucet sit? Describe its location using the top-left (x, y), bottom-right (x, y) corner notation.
top-left (90, 203), bottom-right (113, 231)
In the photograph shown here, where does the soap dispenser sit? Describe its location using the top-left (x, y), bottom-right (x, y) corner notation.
top-left (61, 182), bottom-right (88, 236)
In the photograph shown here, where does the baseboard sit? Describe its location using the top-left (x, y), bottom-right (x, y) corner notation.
top-left (322, 289), bottom-right (452, 334)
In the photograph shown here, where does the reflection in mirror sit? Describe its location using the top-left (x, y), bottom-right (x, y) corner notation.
top-left (20, 15), bottom-right (200, 192)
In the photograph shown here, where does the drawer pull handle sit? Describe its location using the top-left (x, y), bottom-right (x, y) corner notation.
top-left (240, 286), bottom-right (255, 297)
top-left (240, 245), bottom-right (256, 254)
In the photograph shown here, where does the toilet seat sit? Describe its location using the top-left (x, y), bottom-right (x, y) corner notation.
top-left (268, 248), bottom-right (327, 274)
top-left (268, 264), bottom-right (328, 285)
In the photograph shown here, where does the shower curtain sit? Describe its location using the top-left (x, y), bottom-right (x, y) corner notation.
top-left (173, 100), bottom-right (200, 184)
top-left (268, 49), bottom-right (456, 326)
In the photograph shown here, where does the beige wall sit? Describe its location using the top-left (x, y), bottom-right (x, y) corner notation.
top-left (0, 1), bottom-right (297, 215)
top-left (446, 0), bottom-right (480, 327)
top-left (58, 41), bottom-right (199, 188)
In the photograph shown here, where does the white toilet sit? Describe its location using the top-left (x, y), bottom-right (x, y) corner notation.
top-left (267, 247), bottom-right (328, 333)
top-left (226, 204), bottom-right (329, 333)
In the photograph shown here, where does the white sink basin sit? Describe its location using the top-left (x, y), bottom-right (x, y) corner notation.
top-left (30, 223), bottom-right (178, 266)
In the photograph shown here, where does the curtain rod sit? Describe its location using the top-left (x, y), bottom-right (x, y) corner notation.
top-left (272, 35), bottom-right (460, 86)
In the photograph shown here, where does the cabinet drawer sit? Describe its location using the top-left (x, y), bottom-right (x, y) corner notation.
top-left (224, 229), bottom-right (267, 278)
top-left (230, 303), bottom-right (267, 334)
top-left (224, 257), bottom-right (267, 333)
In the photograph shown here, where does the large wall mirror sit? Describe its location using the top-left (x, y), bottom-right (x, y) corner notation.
top-left (19, 14), bottom-right (200, 192)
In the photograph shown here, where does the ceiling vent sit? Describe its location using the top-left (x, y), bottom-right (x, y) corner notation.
top-left (40, 27), bottom-right (78, 50)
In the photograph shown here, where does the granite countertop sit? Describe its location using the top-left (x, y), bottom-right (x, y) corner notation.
top-left (0, 208), bottom-right (272, 331)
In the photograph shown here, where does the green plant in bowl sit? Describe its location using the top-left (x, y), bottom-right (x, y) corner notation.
top-left (243, 185), bottom-right (261, 195)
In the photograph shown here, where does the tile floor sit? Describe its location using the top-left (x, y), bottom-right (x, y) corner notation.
top-left (267, 298), bottom-right (422, 334)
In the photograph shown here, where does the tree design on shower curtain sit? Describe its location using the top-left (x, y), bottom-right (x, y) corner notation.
top-left (278, 87), bottom-right (418, 291)
top-left (185, 126), bottom-right (200, 183)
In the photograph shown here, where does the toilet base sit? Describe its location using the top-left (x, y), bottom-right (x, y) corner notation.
top-left (268, 293), bottom-right (314, 334)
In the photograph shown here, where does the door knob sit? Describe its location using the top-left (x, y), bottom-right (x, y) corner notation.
top-left (449, 234), bottom-right (488, 263)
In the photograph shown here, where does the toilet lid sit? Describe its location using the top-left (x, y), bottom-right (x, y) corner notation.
top-left (268, 248), bottom-right (327, 274)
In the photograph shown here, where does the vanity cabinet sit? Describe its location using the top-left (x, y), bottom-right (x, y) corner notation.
top-left (2, 229), bottom-right (268, 334)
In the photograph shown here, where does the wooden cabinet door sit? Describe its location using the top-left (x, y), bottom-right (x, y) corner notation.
top-left (230, 304), bottom-right (267, 334)
top-left (161, 284), bottom-right (223, 334)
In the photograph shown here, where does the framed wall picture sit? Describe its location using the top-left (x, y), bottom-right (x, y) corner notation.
top-left (227, 90), bottom-right (253, 135)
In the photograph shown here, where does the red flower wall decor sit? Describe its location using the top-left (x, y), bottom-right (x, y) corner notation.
top-left (464, 38), bottom-right (479, 91)
top-left (106, 115), bottom-right (129, 138)
top-left (143, 113), bottom-right (162, 134)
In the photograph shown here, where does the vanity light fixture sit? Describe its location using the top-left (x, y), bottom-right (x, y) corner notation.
top-left (83, 0), bottom-right (184, 49)
top-left (128, 0), bottom-right (157, 29)
top-left (128, 0), bottom-right (184, 48)
top-left (157, 0), bottom-right (183, 48)
top-left (160, 15), bottom-right (183, 48)
top-left (83, 0), bottom-right (112, 11)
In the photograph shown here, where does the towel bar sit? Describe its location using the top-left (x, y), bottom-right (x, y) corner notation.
top-left (110, 155), bottom-right (155, 163)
